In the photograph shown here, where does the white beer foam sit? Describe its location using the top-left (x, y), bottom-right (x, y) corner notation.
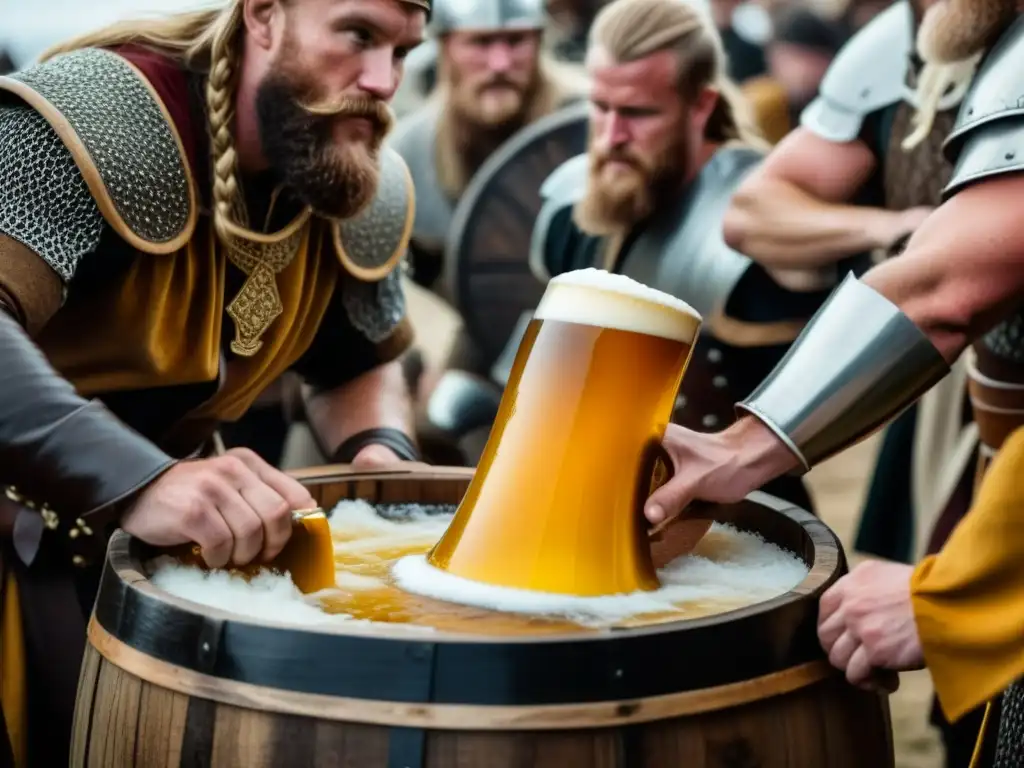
top-left (149, 557), bottom-right (343, 626)
top-left (148, 501), bottom-right (807, 630)
top-left (535, 268), bottom-right (702, 343)
top-left (148, 501), bottom-right (454, 629)
top-left (391, 523), bottom-right (808, 627)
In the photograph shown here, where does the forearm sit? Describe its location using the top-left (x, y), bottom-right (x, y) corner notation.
top-left (0, 308), bottom-right (175, 521)
top-left (861, 176), bottom-right (1024, 364)
top-left (724, 177), bottom-right (902, 268)
top-left (305, 360), bottom-right (414, 456)
top-left (733, 175), bottom-right (1024, 473)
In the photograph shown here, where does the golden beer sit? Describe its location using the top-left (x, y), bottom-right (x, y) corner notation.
top-left (428, 269), bottom-right (702, 596)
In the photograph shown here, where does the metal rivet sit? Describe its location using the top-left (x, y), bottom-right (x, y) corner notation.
top-left (1006, 152), bottom-right (1016, 161)
top-left (72, 555), bottom-right (86, 567)
top-left (702, 415), bottom-right (719, 428)
top-left (675, 394), bottom-right (687, 409)
top-left (707, 349), bottom-right (723, 363)
top-left (69, 529), bottom-right (79, 539)
top-left (860, 88), bottom-right (870, 99)
top-left (713, 375), bottom-right (728, 388)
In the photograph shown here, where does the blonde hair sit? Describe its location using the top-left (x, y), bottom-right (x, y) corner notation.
top-left (588, 0), bottom-right (768, 150)
top-left (901, 56), bottom-right (980, 150)
top-left (41, 1), bottom-right (258, 249)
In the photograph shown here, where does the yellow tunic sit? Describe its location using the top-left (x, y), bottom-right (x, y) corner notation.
top-left (912, 425), bottom-right (1024, 739)
top-left (0, 45), bottom-right (416, 766)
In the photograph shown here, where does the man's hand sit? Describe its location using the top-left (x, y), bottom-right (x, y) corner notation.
top-left (644, 416), bottom-right (801, 524)
top-left (120, 447), bottom-right (316, 569)
top-left (350, 443), bottom-right (429, 470)
top-left (817, 560), bottom-right (924, 689)
top-left (879, 206), bottom-right (933, 252)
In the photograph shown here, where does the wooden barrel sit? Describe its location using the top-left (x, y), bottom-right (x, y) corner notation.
top-left (71, 466), bottom-right (894, 768)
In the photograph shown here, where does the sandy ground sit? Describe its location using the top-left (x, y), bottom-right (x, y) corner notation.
top-left (398, 281), bottom-right (943, 767)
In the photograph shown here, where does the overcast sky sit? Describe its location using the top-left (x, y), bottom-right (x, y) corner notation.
top-left (0, 0), bottom-right (224, 65)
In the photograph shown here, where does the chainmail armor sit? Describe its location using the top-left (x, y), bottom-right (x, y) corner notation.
top-left (335, 148), bottom-right (412, 273)
top-left (341, 269), bottom-right (406, 343)
top-left (0, 104), bottom-right (104, 282)
top-left (981, 311), bottom-right (1024, 363)
top-left (994, 682), bottom-right (1024, 766)
top-left (2, 48), bottom-right (191, 247)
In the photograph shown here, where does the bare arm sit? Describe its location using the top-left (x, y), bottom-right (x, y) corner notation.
top-left (647, 174), bottom-right (1024, 524)
top-left (723, 129), bottom-right (925, 269)
top-left (305, 360), bottom-right (414, 457)
top-left (862, 174), bottom-right (1024, 363)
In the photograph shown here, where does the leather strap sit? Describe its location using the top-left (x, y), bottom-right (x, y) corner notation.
top-left (331, 428), bottom-right (421, 463)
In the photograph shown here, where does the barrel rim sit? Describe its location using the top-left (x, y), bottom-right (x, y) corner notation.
top-left (91, 466), bottom-right (843, 705)
top-left (107, 468), bottom-right (839, 644)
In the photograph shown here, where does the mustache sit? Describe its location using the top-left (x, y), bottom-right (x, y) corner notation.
top-left (592, 147), bottom-right (647, 172)
top-left (475, 74), bottom-right (520, 90)
top-left (299, 94), bottom-right (395, 135)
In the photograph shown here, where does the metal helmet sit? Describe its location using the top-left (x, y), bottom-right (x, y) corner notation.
top-left (430, 0), bottom-right (547, 35)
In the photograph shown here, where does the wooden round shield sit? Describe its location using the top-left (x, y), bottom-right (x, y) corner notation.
top-left (443, 100), bottom-right (588, 366)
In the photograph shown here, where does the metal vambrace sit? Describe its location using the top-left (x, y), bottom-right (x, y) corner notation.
top-left (736, 274), bottom-right (950, 471)
top-left (0, 308), bottom-right (176, 523)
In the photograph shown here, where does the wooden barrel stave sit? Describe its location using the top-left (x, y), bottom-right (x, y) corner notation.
top-left (76, 639), bottom-right (892, 767)
top-left (72, 467), bottom-right (894, 767)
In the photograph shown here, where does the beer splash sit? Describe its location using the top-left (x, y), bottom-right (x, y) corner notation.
top-left (150, 499), bottom-right (810, 634)
top-left (427, 269), bottom-right (703, 596)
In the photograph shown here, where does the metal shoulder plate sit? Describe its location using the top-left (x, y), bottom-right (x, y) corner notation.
top-left (445, 99), bottom-right (588, 366)
top-left (0, 47), bottom-right (196, 255)
top-left (799, 1), bottom-right (913, 142)
top-left (942, 15), bottom-right (1024, 198)
top-left (331, 147), bottom-right (414, 281)
top-left (618, 146), bottom-right (761, 328)
top-left (385, 101), bottom-right (452, 251)
top-left (530, 152), bottom-right (588, 282)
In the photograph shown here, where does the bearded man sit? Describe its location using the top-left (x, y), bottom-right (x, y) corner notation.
top-left (0, 0), bottom-right (428, 763)
top-left (530, 0), bottom-right (859, 512)
top-left (387, 0), bottom-right (588, 442)
top-left (722, 3), bottom-right (984, 759)
top-left (389, 0), bottom-right (587, 297)
top-left (640, 0), bottom-right (1024, 760)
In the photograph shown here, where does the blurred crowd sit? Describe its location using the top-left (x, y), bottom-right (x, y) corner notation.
top-left (0, 0), bottom-right (909, 469)
top-left (0, 0), bottom-right (886, 163)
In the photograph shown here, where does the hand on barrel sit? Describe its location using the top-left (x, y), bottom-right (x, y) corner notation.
top-left (645, 418), bottom-right (801, 525)
top-left (349, 443), bottom-right (428, 470)
top-left (817, 560), bottom-right (923, 692)
top-left (121, 447), bottom-right (317, 568)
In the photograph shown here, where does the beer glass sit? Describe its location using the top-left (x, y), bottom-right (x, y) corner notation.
top-left (428, 268), bottom-right (702, 596)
